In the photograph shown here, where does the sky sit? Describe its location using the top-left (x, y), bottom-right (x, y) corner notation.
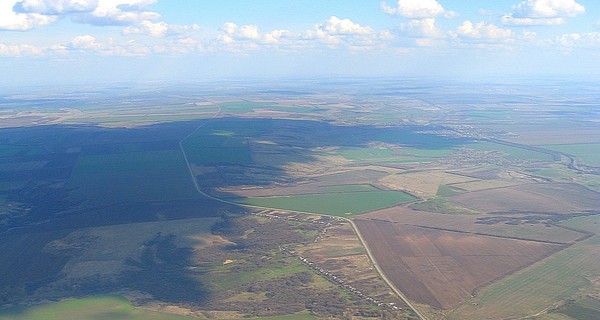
top-left (1, 0), bottom-right (600, 85)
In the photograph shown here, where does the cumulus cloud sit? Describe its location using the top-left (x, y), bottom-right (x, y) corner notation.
top-left (70, 34), bottom-right (102, 50)
top-left (453, 20), bottom-right (513, 40)
top-left (502, 16), bottom-right (565, 25)
top-left (400, 18), bottom-right (443, 37)
top-left (0, 42), bottom-right (44, 56)
top-left (215, 17), bottom-right (389, 52)
top-left (217, 22), bottom-right (290, 50)
top-left (14, 0), bottom-right (97, 15)
top-left (1, 0), bottom-right (161, 29)
top-left (300, 16), bottom-right (393, 50)
top-left (503, 0), bottom-right (585, 26)
top-left (123, 20), bottom-right (199, 37)
top-left (319, 16), bottom-right (374, 35)
top-left (67, 34), bottom-right (153, 56)
top-left (553, 32), bottom-right (600, 48)
top-left (0, 0), bottom-right (57, 30)
top-left (75, 0), bottom-right (160, 25)
top-left (381, 0), bottom-right (451, 19)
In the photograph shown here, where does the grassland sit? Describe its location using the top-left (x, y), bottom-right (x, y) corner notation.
top-left (409, 197), bottom-right (479, 215)
top-left (436, 185), bottom-right (463, 196)
top-left (233, 190), bottom-right (415, 216)
top-left (0, 295), bottom-right (318, 320)
top-left (336, 146), bottom-right (450, 164)
top-left (0, 296), bottom-right (195, 320)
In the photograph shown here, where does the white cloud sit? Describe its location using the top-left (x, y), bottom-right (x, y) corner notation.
top-left (400, 18), bottom-right (443, 37)
top-left (15, 0), bottom-right (98, 15)
top-left (5, 0), bottom-right (161, 29)
top-left (0, 42), bottom-right (44, 56)
top-left (503, 0), bottom-right (585, 26)
top-left (123, 20), bottom-right (199, 37)
top-left (320, 16), bottom-right (374, 35)
top-left (502, 16), bottom-right (565, 25)
top-left (70, 34), bottom-right (102, 50)
top-left (263, 29), bottom-right (289, 44)
top-left (238, 25), bottom-right (260, 39)
top-left (215, 17), bottom-right (388, 52)
top-left (553, 32), bottom-right (600, 48)
top-left (453, 20), bottom-right (513, 40)
top-left (67, 34), bottom-right (153, 56)
top-left (81, 0), bottom-right (160, 25)
top-left (305, 16), bottom-right (378, 47)
top-left (381, 0), bottom-right (446, 19)
top-left (0, 0), bottom-right (57, 30)
top-left (217, 22), bottom-right (291, 50)
top-left (513, 0), bottom-right (584, 18)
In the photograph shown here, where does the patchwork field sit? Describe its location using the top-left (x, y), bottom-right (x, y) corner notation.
top-left (354, 220), bottom-right (564, 309)
top-left (4, 82), bottom-right (600, 320)
top-left (361, 206), bottom-right (585, 244)
top-left (377, 171), bottom-right (474, 198)
top-left (450, 238), bottom-right (600, 319)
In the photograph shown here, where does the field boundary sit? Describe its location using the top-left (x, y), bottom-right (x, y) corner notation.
top-left (178, 109), bottom-right (427, 320)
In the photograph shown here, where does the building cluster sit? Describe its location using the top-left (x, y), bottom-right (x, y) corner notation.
top-left (281, 247), bottom-right (401, 312)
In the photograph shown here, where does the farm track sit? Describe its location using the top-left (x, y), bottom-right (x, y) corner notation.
top-left (178, 107), bottom-right (428, 320)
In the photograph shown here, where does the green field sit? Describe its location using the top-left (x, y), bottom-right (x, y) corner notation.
top-left (0, 295), bottom-right (317, 320)
top-left (233, 190), bottom-right (415, 216)
top-left (466, 142), bottom-right (555, 162)
top-left (541, 143), bottom-right (600, 166)
top-left (436, 184), bottom-right (463, 196)
top-left (451, 215), bottom-right (600, 319)
top-left (409, 197), bottom-right (477, 215)
top-left (322, 184), bottom-right (378, 193)
top-left (0, 296), bottom-right (195, 320)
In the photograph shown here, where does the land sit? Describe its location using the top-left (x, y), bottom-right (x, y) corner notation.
top-left (0, 79), bottom-right (599, 319)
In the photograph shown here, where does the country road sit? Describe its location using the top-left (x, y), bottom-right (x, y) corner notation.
top-left (178, 106), bottom-right (427, 320)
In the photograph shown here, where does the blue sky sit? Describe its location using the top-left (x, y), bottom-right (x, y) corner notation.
top-left (1, 0), bottom-right (599, 85)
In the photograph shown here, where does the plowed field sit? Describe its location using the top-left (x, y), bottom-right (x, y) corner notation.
top-left (354, 220), bottom-right (563, 309)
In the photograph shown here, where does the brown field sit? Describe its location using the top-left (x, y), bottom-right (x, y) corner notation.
top-left (218, 169), bottom-right (391, 198)
top-left (361, 206), bottom-right (584, 244)
top-left (447, 179), bottom-right (524, 192)
top-left (377, 171), bottom-right (475, 197)
top-left (354, 220), bottom-right (564, 309)
top-left (448, 183), bottom-right (600, 214)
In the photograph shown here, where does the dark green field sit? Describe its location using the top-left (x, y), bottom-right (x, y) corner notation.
top-left (233, 190), bottom-right (416, 216)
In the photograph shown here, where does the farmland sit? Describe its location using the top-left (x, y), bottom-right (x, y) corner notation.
top-left (2, 79), bottom-right (600, 319)
top-left (354, 220), bottom-right (563, 309)
top-left (233, 191), bottom-right (415, 216)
